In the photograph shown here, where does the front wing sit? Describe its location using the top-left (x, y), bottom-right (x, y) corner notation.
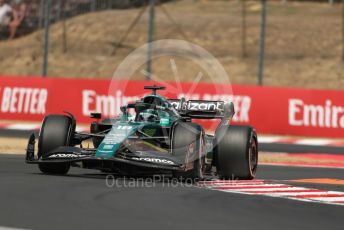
top-left (26, 134), bottom-right (184, 172)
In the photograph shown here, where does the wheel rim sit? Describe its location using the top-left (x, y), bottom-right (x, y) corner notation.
top-left (197, 133), bottom-right (205, 180)
top-left (249, 139), bottom-right (258, 175)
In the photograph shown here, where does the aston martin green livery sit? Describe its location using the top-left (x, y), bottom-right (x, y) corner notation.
top-left (26, 85), bottom-right (258, 180)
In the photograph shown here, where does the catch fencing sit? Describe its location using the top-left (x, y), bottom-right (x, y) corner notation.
top-left (0, 0), bottom-right (343, 88)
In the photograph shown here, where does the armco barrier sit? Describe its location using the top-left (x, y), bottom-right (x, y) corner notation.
top-left (1, 76), bottom-right (344, 138)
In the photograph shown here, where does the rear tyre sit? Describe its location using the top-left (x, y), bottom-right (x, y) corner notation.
top-left (214, 125), bottom-right (258, 180)
top-left (171, 122), bottom-right (205, 181)
top-left (38, 115), bottom-right (75, 175)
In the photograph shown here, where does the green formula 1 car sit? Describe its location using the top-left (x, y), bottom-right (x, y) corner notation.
top-left (26, 85), bottom-right (258, 180)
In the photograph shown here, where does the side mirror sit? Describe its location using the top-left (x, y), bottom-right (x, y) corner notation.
top-left (120, 106), bottom-right (127, 114)
top-left (90, 113), bottom-right (102, 119)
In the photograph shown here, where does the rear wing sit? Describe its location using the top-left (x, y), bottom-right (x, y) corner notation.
top-left (169, 99), bottom-right (234, 119)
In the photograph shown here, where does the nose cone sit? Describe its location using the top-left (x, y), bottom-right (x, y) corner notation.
top-left (95, 122), bottom-right (139, 158)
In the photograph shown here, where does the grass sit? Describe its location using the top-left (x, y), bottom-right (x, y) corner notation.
top-left (0, 0), bottom-right (343, 89)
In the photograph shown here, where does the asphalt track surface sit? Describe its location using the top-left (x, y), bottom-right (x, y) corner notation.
top-left (0, 154), bottom-right (343, 230)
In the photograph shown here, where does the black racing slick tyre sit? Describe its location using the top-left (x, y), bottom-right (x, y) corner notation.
top-left (38, 115), bottom-right (75, 175)
top-left (171, 122), bottom-right (205, 181)
top-left (214, 125), bottom-right (258, 180)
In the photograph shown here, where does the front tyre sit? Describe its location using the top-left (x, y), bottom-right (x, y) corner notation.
top-left (214, 125), bottom-right (258, 180)
top-left (38, 115), bottom-right (75, 175)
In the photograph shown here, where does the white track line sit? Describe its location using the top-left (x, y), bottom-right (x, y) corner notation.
top-left (198, 180), bottom-right (344, 206)
top-left (210, 183), bottom-right (288, 188)
top-left (1, 124), bottom-right (89, 133)
top-left (6, 124), bottom-right (40, 130)
top-left (259, 162), bottom-right (344, 169)
top-left (0, 227), bottom-right (29, 230)
top-left (199, 180), bottom-right (265, 184)
top-left (257, 136), bottom-right (281, 143)
top-left (295, 139), bottom-right (333, 146)
top-left (308, 197), bottom-right (344, 202)
top-left (201, 182), bottom-right (272, 187)
top-left (255, 192), bottom-right (333, 196)
top-left (222, 187), bottom-right (308, 192)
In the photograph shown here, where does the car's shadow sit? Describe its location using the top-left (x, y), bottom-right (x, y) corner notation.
top-left (30, 171), bottom-right (201, 187)
top-left (30, 171), bottom-right (175, 181)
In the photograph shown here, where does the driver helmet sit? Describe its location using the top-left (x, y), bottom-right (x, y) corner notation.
top-left (138, 109), bottom-right (159, 122)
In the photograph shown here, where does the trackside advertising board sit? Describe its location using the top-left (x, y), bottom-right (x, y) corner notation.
top-left (1, 76), bottom-right (344, 138)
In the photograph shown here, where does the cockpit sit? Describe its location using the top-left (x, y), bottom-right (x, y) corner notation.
top-left (135, 95), bottom-right (179, 124)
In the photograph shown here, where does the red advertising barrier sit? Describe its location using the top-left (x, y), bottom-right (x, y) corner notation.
top-left (1, 76), bottom-right (344, 138)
